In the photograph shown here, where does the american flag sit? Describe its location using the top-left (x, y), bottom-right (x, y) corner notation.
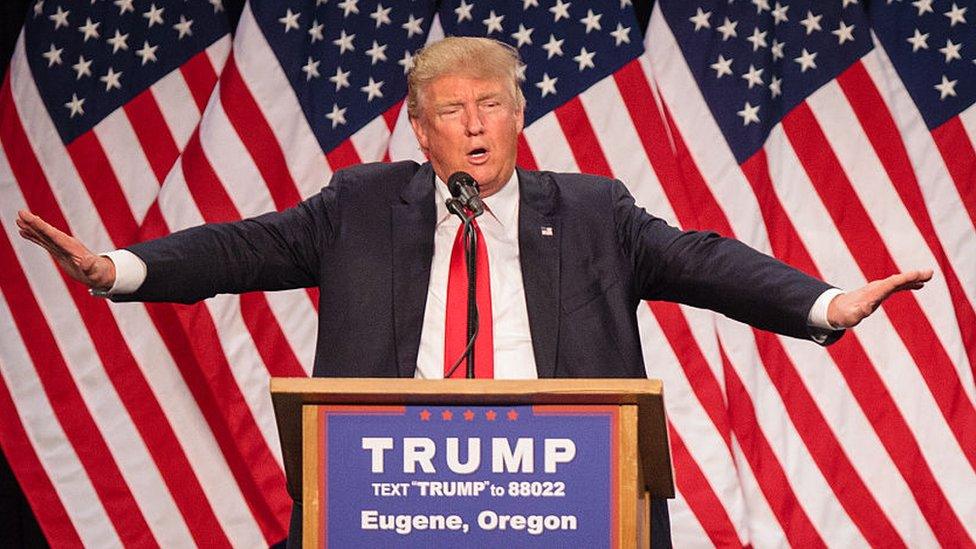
top-left (1, 0), bottom-right (974, 547)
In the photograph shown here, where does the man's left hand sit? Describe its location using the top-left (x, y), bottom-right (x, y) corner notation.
top-left (827, 269), bottom-right (934, 329)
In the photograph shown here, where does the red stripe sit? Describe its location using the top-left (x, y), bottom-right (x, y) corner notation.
top-left (0, 377), bottom-right (84, 547)
top-left (742, 149), bottom-right (973, 546)
top-left (219, 57), bottom-right (302, 210)
top-left (782, 103), bottom-right (976, 472)
top-left (721, 346), bottom-right (827, 548)
top-left (240, 293), bottom-right (307, 377)
top-left (552, 96), bottom-right (613, 177)
top-left (516, 132), bottom-right (538, 170)
top-left (667, 424), bottom-right (744, 548)
top-left (383, 99), bottom-right (403, 130)
top-left (931, 117), bottom-right (976, 231)
top-left (837, 63), bottom-right (976, 383)
top-left (123, 89), bottom-right (180, 185)
top-left (325, 139), bottom-right (362, 171)
top-left (179, 48), bottom-right (219, 113)
top-left (65, 133), bottom-right (140, 244)
top-left (648, 302), bottom-right (732, 452)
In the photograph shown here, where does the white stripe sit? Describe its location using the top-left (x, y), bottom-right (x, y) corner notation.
top-left (1, 178), bottom-right (195, 547)
top-left (522, 111), bottom-right (579, 173)
top-left (92, 109), bottom-right (158, 223)
top-left (667, 488), bottom-right (719, 548)
top-left (151, 66), bottom-right (202, 153)
top-left (350, 113), bottom-right (393, 163)
top-left (264, 289), bottom-right (317, 376)
top-left (729, 437), bottom-right (787, 548)
top-left (206, 35), bottom-right (232, 77)
top-left (959, 104), bottom-right (976, 146)
top-left (806, 80), bottom-right (975, 393)
top-left (234, 5), bottom-right (331, 199)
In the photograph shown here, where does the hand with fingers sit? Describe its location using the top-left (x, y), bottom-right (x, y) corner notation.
top-left (16, 209), bottom-right (117, 291)
top-left (826, 269), bottom-right (934, 329)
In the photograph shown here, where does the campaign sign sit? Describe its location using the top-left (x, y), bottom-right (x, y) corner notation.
top-left (314, 404), bottom-right (619, 547)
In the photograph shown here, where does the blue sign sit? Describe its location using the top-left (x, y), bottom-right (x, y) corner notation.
top-left (316, 404), bottom-right (619, 547)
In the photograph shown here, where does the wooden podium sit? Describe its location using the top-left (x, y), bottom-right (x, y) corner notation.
top-left (271, 378), bottom-right (673, 548)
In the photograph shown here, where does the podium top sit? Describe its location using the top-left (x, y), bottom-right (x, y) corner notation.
top-left (270, 378), bottom-right (674, 499)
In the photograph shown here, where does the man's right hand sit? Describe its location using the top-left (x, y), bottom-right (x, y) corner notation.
top-left (16, 210), bottom-right (116, 291)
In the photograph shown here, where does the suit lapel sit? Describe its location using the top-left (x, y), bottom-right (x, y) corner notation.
top-left (517, 168), bottom-right (561, 378)
top-left (391, 163), bottom-right (436, 378)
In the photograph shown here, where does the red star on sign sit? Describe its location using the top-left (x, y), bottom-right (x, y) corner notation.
top-left (507, 409), bottom-right (519, 421)
top-left (441, 410), bottom-right (453, 421)
top-left (419, 409), bottom-right (431, 421)
top-left (485, 410), bottom-right (497, 421)
top-left (463, 409), bottom-right (475, 421)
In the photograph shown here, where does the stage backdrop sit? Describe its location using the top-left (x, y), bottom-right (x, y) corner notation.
top-left (1, 0), bottom-right (974, 546)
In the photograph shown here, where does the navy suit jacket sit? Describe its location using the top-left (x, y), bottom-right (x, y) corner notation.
top-left (120, 161), bottom-right (839, 378)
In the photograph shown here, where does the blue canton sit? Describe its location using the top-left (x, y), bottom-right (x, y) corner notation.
top-left (26, 0), bottom-right (229, 144)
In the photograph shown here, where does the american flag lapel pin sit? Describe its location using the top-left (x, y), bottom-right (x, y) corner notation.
top-left (541, 226), bottom-right (554, 236)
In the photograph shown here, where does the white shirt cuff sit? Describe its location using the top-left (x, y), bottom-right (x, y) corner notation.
top-left (807, 288), bottom-right (845, 330)
top-left (100, 249), bottom-right (147, 295)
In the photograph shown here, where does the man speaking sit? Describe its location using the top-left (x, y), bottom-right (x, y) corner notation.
top-left (16, 37), bottom-right (931, 545)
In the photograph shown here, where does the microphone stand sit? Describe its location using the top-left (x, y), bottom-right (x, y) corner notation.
top-left (445, 198), bottom-right (482, 379)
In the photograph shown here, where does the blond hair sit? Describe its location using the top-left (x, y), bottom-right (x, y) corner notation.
top-left (407, 36), bottom-right (525, 118)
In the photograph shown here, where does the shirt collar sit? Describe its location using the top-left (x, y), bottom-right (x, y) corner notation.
top-left (434, 169), bottom-right (519, 229)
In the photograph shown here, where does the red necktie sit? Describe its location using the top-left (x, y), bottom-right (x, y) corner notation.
top-left (444, 218), bottom-right (493, 378)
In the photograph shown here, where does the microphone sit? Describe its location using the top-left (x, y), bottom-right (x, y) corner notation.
top-left (447, 171), bottom-right (485, 217)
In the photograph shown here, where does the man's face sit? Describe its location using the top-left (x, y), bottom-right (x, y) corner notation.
top-left (410, 74), bottom-right (524, 197)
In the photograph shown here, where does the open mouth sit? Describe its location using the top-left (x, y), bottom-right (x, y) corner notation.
top-left (467, 147), bottom-right (488, 162)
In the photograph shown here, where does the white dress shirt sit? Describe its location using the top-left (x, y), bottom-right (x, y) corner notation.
top-left (102, 171), bottom-right (841, 370)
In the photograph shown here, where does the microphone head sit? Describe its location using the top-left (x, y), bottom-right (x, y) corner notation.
top-left (447, 171), bottom-right (479, 197)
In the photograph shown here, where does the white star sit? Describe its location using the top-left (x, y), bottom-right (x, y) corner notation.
top-left (100, 66), bottom-right (122, 91)
top-left (752, 0), bottom-right (770, 13)
top-left (308, 19), bottom-right (324, 42)
top-left (48, 6), bottom-right (69, 29)
top-left (107, 29), bottom-right (128, 53)
top-left (800, 11), bottom-right (822, 34)
top-left (136, 40), bottom-right (158, 65)
top-left (906, 29), bottom-right (929, 52)
top-left (516, 63), bottom-right (527, 82)
top-left (794, 48), bottom-right (818, 72)
top-left (329, 66), bottom-right (350, 90)
top-left (842, 0), bottom-right (858, 7)
top-left (610, 22), bottom-right (631, 45)
top-left (71, 54), bottom-right (92, 79)
top-left (360, 77), bottom-right (384, 101)
top-left (301, 56), bottom-right (320, 80)
top-left (326, 104), bottom-right (347, 128)
top-left (771, 38), bottom-right (785, 60)
top-left (208, 0), bottom-right (223, 13)
top-left (402, 14), bottom-right (424, 38)
top-left (33, 0), bottom-right (44, 17)
top-left (549, 0), bottom-right (571, 22)
top-left (770, 75), bottom-right (782, 98)
top-left (278, 9), bottom-right (299, 32)
top-left (454, 0), bottom-right (473, 23)
top-left (143, 4), bottom-right (165, 28)
top-left (337, 0), bottom-right (359, 17)
top-left (332, 30), bottom-right (355, 54)
top-left (741, 64), bottom-right (764, 88)
top-left (746, 27), bottom-right (767, 51)
top-left (737, 102), bottom-right (760, 126)
top-left (64, 93), bottom-right (85, 118)
top-left (482, 10), bottom-right (504, 34)
top-left (523, 0), bottom-right (539, 8)
top-left (536, 72), bottom-right (558, 97)
top-left (173, 15), bottom-right (193, 39)
top-left (944, 3), bottom-right (967, 26)
top-left (717, 17), bottom-right (738, 41)
top-left (366, 40), bottom-right (388, 65)
top-left (832, 21), bottom-right (855, 45)
top-left (711, 54), bottom-right (733, 78)
top-left (42, 43), bottom-right (63, 67)
top-left (398, 50), bottom-right (414, 73)
top-left (911, 0), bottom-right (933, 15)
top-left (114, 0), bottom-right (133, 15)
top-left (771, 2), bottom-right (789, 24)
top-left (934, 75), bottom-right (957, 99)
top-left (579, 9), bottom-right (602, 33)
top-left (939, 39), bottom-right (962, 63)
top-left (689, 7), bottom-right (711, 31)
top-left (573, 47), bottom-right (595, 71)
top-left (542, 34), bottom-right (564, 59)
top-left (77, 17), bottom-right (99, 41)
top-left (370, 4), bottom-right (391, 28)
top-left (511, 24), bottom-right (534, 47)
top-left (620, 0), bottom-right (632, 7)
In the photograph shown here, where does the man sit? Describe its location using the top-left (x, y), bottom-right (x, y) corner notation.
top-left (16, 37), bottom-right (931, 544)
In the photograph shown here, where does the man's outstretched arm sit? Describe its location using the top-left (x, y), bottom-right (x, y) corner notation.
top-left (826, 269), bottom-right (933, 329)
top-left (16, 209), bottom-right (116, 291)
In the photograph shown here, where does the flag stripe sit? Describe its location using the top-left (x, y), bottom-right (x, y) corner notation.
top-left (93, 110), bottom-right (160, 224)
top-left (931, 118), bottom-right (976, 231)
top-left (553, 97), bottom-right (613, 178)
top-left (124, 90), bottom-right (181, 186)
top-left (179, 47), bottom-right (220, 113)
top-left (325, 139), bottom-right (363, 172)
top-left (516, 133), bottom-right (539, 170)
